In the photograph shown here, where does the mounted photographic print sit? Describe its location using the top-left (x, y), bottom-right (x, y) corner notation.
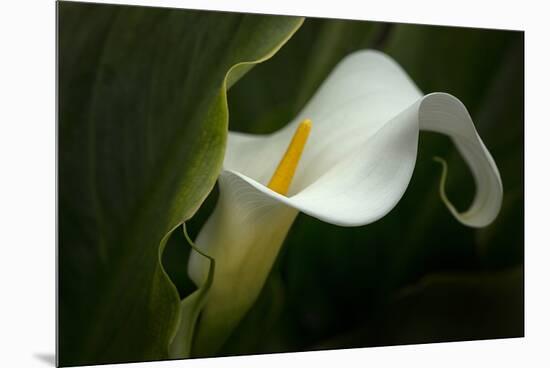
top-left (57, 1), bottom-right (524, 366)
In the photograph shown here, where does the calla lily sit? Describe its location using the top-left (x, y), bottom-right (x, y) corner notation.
top-left (187, 49), bottom-right (503, 355)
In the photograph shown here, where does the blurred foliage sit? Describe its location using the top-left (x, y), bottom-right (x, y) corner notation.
top-left (169, 18), bottom-right (524, 356)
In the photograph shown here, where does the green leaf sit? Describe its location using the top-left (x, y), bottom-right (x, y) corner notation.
top-left (58, 2), bottom-right (302, 366)
top-left (168, 224), bottom-right (215, 358)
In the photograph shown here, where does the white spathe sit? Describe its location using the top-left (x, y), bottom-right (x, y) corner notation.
top-left (187, 50), bottom-right (503, 355)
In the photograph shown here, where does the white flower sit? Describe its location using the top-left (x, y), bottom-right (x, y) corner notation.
top-left (187, 50), bottom-right (502, 354)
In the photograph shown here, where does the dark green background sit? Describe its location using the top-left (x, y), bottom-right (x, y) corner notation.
top-left (59, 1), bottom-right (524, 365)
